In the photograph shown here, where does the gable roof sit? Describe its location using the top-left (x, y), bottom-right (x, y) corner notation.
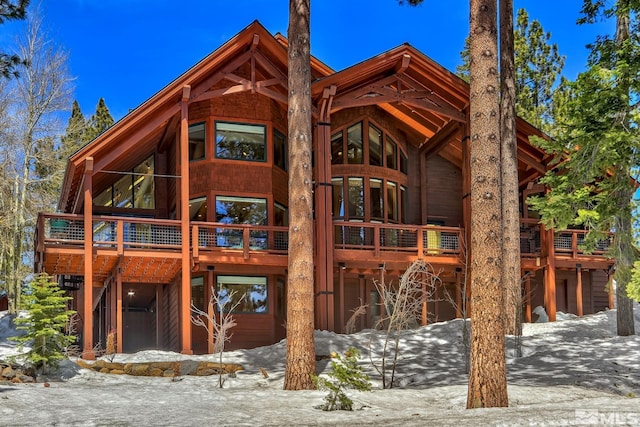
top-left (58, 20), bottom-right (552, 212)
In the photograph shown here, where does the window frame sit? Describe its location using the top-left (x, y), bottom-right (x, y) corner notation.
top-left (216, 275), bottom-right (268, 314)
top-left (214, 121), bottom-right (267, 162)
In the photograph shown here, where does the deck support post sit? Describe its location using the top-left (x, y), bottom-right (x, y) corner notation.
top-left (116, 268), bottom-right (123, 353)
top-left (338, 266), bottom-right (345, 333)
top-left (455, 269), bottom-right (462, 318)
top-left (576, 265), bottom-right (583, 316)
top-left (543, 226), bottom-right (557, 321)
top-left (608, 269), bottom-right (615, 309)
top-left (82, 157), bottom-right (95, 359)
top-left (179, 85), bottom-right (193, 354)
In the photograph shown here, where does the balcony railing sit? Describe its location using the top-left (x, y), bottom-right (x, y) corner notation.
top-left (333, 221), bottom-right (463, 257)
top-left (38, 213), bottom-right (287, 254)
top-left (554, 229), bottom-right (612, 258)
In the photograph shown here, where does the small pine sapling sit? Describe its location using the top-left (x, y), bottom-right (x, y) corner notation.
top-left (11, 273), bottom-right (76, 373)
top-left (312, 347), bottom-right (371, 411)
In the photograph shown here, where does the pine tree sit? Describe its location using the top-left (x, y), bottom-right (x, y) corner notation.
top-left (0, 0), bottom-right (29, 79)
top-left (514, 8), bottom-right (565, 133)
top-left (284, 0), bottom-right (316, 391)
top-left (61, 100), bottom-right (87, 158)
top-left (84, 97), bottom-right (114, 143)
top-left (12, 273), bottom-right (76, 373)
top-left (456, 8), bottom-right (565, 134)
top-left (466, 0), bottom-right (508, 408)
top-left (529, 0), bottom-right (638, 336)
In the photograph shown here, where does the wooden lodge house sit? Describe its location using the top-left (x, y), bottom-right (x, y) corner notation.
top-left (34, 21), bottom-right (615, 357)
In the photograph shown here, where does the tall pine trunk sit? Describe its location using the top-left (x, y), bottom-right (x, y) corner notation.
top-left (499, 0), bottom-right (520, 336)
top-left (284, 0), bottom-right (316, 390)
top-left (612, 0), bottom-right (635, 337)
top-left (467, 0), bottom-right (508, 408)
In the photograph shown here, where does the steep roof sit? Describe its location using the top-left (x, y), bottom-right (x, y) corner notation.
top-left (58, 20), bottom-right (552, 212)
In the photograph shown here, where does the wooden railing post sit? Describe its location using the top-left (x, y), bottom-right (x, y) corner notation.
top-left (116, 220), bottom-right (124, 256)
top-left (572, 232), bottom-right (578, 259)
top-left (373, 225), bottom-right (380, 257)
top-left (243, 227), bottom-right (250, 260)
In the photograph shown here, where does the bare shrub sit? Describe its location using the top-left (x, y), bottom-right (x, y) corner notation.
top-left (191, 286), bottom-right (243, 388)
top-left (344, 301), bottom-right (368, 335)
top-left (370, 260), bottom-right (441, 388)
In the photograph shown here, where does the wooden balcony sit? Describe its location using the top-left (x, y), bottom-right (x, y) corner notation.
top-left (34, 213), bottom-right (290, 284)
top-left (332, 221), bottom-right (465, 270)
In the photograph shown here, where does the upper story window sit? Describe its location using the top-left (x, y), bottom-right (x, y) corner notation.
top-left (273, 129), bottom-right (287, 171)
top-left (189, 122), bottom-right (206, 161)
top-left (386, 137), bottom-right (397, 170)
top-left (346, 122), bottom-right (363, 164)
top-left (369, 124), bottom-right (383, 167)
top-left (215, 195), bottom-right (267, 225)
top-left (331, 119), bottom-right (407, 174)
top-left (215, 121), bottom-right (266, 162)
top-left (189, 197), bottom-right (207, 221)
top-left (94, 155), bottom-right (155, 209)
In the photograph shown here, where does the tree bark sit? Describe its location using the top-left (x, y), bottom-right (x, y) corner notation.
top-left (466, 0), bottom-right (509, 409)
top-left (283, 0), bottom-right (316, 391)
top-left (612, 0), bottom-right (636, 337)
top-left (499, 0), bottom-right (520, 336)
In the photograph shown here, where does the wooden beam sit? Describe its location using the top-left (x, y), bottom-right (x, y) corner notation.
top-left (179, 86), bottom-right (193, 355)
top-left (83, 157), bottom-right (95, 359)
top-left (378, 103), bottom-right (435, 139)
top-left (421, 120), bottom-right (461, 158)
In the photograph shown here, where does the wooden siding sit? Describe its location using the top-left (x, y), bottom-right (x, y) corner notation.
top-left (426, 155), bottom-right (463, 227)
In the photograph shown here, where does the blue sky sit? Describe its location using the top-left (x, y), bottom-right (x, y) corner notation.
top-left (3, 1), bottom-right (615, 121)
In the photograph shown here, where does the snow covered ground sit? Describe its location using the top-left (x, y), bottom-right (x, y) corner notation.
top-left (1, 306), bottom-right (639, 426)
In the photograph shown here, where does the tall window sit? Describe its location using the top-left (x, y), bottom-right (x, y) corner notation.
top-left (347, 122), bottom-right (363, 164)
top-left (387, 181), bottom-right (398, 222)
top-left (331, 177), bottom-right (344, 218)
top-left (368, 124), bottom-right (382, 167)
top-left (370, 178), bottom-right (383, 221)
top-left (217, 275), bottom-right (268, 314)
top-left (215, 122), bottom-right (266, 162)
top-left (94, 155), bottom-right (155, 209)
top-left (386, 136), bottom-right (397, 170)
top-left (189, 122), bottom-right (206, 161)
top-left (348, 177), bottom-right (364, 219)
top-left (331, 131), bottom-right (344, 165)
top-left (400, 150), bottom-right (408, 174)
top-left (191, 276), bottom-right (205, 311)
top-left (273, 129), bottom-right (287, 171)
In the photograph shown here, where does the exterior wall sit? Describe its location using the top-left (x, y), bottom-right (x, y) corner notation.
top-left (426, 155), bottom-right (463, 227)
top-left (591, 269), bottom-right (611, 313)
top-left (161, 282), bottom-right (180, 352)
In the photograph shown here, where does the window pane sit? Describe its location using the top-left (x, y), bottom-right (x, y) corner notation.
top-left (387, 181), bottom-right (398, 222)
top-left (94, 186), bottom-right (112, 207)
top-left (386, 137), bottom-right (397, 170)
top-left (273, 129), bottom-right (287, 171)
top-left (331, 177), bottom-right (344, 218)
top-left (347, 122), bottom-right (363, 164)
top-left (191, 276), bottom-right (205, 312)
top-left (189, 122), bottom-right (206, 161)
top-left (369, 124), bottom-right (382, 166)
top-left (133, 156), bottom-right (155, 209)
top-left (215, 196), bottom-right (267, 225)
top-left (215, 122), bottom-right (266, 161)
top-left (274, 202), bottom-right (288, 226)
top-left (400, 150), bottom-right (408, 174)
top-left (190, 197), bottom-right (207, 221)
top-left (331, 131), bottom-right (343, 165)
top-left (370, 178), bottom-right (383, 220)
top-left (348, 177), bottom-right (364, 219)
top-left (217, 275), bottom-right (267, 314)
top-left (113, 174), bottom-right (133, 208)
